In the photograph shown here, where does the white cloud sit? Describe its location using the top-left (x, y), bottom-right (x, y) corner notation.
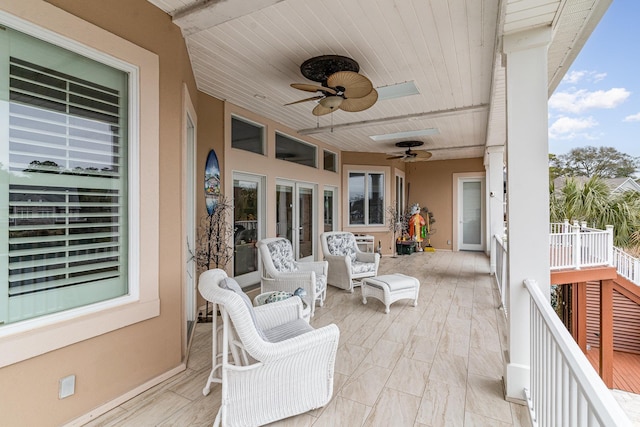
top-left (561, 70), bottom-right (607, 85)
top-left (563, 70), bottom-right (586, 84)
top-left (549, 116), bottom-right (598, 140)
top-left (549, 88), bottom-right (630, 113)
top-left (624, 112), bottom-right (640, 122)
top-left (592, 72), bottom-right (607, 83)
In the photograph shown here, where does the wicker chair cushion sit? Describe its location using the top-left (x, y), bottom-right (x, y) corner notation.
top-left (262, 318), bottom-right (313, 343)
top-left (351, 260), bottom-right (377, 274)
top-left (220, 277), bottom-right (267, 341)
top-left (325, 233), bottom-right (357, 260)
top-left (266, 239), bottom-right (296, 272)
top-left (316, 274), bottom-right (327, 293)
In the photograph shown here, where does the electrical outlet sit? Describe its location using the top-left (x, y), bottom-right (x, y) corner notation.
top-left (59, 375), bottom-right (75, 399)
top-left (447, 240), bottom-right (451, 245)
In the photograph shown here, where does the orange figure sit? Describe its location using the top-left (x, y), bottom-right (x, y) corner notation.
top-left (408, 204), bottom-right (425, 242)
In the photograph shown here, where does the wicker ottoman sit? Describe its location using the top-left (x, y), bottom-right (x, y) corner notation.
top-left (361, 274), bottom-right (420, 314)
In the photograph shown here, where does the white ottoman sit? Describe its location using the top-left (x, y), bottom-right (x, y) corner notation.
top-left (361, 274), bottom-right (420, 314)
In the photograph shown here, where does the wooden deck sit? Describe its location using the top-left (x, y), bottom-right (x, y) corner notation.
top-left (586, 348), bottom-right (640, 394)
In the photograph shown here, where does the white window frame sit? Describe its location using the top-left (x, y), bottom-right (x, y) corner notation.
top-left (0, 8), bottom-right (160, 368)
top-left (342, 165), bottom-right (390, 232)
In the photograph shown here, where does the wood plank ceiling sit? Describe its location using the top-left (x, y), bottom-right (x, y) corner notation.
top-left (147, 0), bottom-right (610, 161)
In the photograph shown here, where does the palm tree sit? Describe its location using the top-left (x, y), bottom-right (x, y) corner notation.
top-left (550, 176), bottom-right (640, 248)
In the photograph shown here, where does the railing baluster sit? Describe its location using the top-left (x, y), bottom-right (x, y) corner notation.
top-left (524, 279), bottom-right (631, 426)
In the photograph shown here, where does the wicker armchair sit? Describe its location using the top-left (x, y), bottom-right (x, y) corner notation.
top-left (257, 237), bottom-right (328, 317)
top-left (320, 231), bottom-right (380, 292)
top-left (198, 269), bottom-right (340, 427)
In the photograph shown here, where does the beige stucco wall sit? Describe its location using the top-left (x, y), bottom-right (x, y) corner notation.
top-left (0, 1), bottom-right (206, 425)
top-left (405, 157), bottom-right (485, 250)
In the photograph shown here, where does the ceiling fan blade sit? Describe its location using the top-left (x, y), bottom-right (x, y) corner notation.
top-left (328, 71), bottom-right (373, 99)
top-left (291, 83), bottom-right (337, 95)
top-left (404, 151), bottom-right (432, 162)
top-left (340, 88), bottom-right (378, 112)
top-left (284, 95), bottom-right (323, 106)
top-left (386, 154), bottom-right (405, 160)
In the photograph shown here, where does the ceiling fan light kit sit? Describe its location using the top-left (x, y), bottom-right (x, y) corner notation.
top-left (288, 55), bottom-right (378, 116)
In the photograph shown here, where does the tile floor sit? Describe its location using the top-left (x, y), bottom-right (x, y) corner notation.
top-left (83, 251), bottom-right (637, 426)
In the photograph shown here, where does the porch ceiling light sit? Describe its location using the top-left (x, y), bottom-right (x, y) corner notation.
top-left (369, 128), bottom-right (439, 141)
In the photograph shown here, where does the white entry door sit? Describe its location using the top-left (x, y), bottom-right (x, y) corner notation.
top-left (458, 177), bottom-right (484, 251)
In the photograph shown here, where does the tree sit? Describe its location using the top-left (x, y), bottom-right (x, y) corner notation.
top-left (554, 146), bottom-right (639, 178)
top-left (549, 153), bottom-right (564, 181)
top-left (550, 176), bottom-right (640, 247)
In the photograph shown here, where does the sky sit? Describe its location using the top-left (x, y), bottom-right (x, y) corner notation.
top-left (548, 0), bottom-right (640, 158)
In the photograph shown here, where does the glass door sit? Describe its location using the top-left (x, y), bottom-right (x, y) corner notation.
top-left (298, 184), bottom-right (314, 261)
top-left (323, 187), bottom-right (337, 233)
top-left (458, 178), bottom-right (484, 251)
top-left (276, 180), bottom-right (316, 261)
top-left (233, 173), bottom-right (264, 287)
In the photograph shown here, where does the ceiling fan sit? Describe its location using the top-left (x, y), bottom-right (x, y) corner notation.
top-left (286, 55), bottom-right (378, 116)
top-left (386, 141), bottom-right (432, 162)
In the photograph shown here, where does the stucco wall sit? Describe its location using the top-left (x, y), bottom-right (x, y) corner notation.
top-left (405, 157), bottom-right (485, 250)
top-left (0, 0), bottom-right (205, 425)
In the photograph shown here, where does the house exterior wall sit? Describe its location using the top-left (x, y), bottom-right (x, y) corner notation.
top-left (0, 0), bottom-right (207, 425)
top-left (223, 103), bottom-right (342, 265)
top-left (406, 158), bottom-right (485, 250)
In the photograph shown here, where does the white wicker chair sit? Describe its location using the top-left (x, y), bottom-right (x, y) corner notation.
top-left (320, 231), bottom-right (380, 292)
top-left (257, 237), bottom-right (328, 317)
top-left (198, 269), bottom-right (340, 427)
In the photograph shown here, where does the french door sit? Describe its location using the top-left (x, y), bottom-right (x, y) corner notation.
top-left (276, 180), bottom-right (316, 261)
top-left (233, 173), bottom-right (265, 287)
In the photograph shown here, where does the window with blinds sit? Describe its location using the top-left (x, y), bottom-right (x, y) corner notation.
top-left (1, 28), bottom-right (129, 325)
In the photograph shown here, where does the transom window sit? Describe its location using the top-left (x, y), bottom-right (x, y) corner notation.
top-left (231, 116), bottom-right (264, 155)
top-left (323, 150), bottom-right (337, 172)
top-left (275, 133), bottom-right (316, 168)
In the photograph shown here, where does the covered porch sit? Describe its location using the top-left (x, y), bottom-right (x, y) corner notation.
top-left (84, 252), bottom-right (638, 426)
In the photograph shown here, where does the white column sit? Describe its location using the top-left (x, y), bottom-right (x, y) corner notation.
top-left (486, 145), bottom-right (505, 272)
top-left (503, 26), bottom-right (552, 402)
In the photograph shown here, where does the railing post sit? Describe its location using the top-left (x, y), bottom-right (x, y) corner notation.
top-left (572, 224), bottom-right (581, 269)
top-left (635, 258), bottom-right (640, 284)
top-left (605, 225), bottom-right (614, 266)
top-left (563, 219), bottom-right (569, 233)
top-left (581, 220), bottom-right (587, 229)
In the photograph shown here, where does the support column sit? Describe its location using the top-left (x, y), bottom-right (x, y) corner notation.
top-left (574, 282), bottom-right (587, 352)
top-left (502, 26), bottom-right (552, 401)
top-left (486, 145), bottom-right (505, 272)
top-left (600, 279), bottom-right (614, 387)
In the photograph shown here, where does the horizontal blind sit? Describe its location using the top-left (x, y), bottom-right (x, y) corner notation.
top-left (7, 56), bottom-right (127, 311)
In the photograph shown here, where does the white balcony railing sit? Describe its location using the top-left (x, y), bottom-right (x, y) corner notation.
top-left (549, 222), bottom-right (613, 270)
top-left (613, 246), bottom-right (640, 284)
top-left (493, 234), bottom-right (508, 317)
top-left (524, 279), bottom-right (632, 427)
